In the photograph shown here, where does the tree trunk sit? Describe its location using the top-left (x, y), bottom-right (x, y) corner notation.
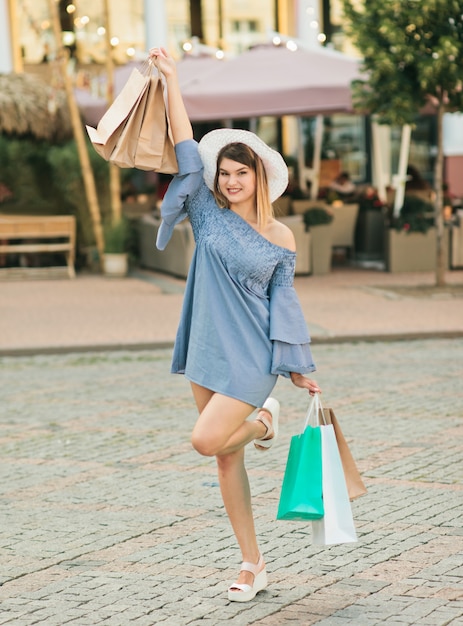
top-left (103, 0), bottom-right (122, 225)
top-left (434, 100), bottom-right (446, 287)
top-left (47, 0), bottom-right (105, 266)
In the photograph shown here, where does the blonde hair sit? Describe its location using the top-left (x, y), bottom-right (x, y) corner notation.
top-left (212, 142), bottom-right (274, 229)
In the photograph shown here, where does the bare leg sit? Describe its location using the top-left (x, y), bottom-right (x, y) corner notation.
top-left (190, 383), bottom-right (271, 588)
top-left (190, 385), bottom-right (268, 457)
top-left (216, 448), bottom-right (263, 588)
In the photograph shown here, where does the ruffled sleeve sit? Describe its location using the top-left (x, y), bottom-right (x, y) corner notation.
top-left (156, 139), bottom-right (204, 250)
top-left (269, 253), bottom-right (316, 378)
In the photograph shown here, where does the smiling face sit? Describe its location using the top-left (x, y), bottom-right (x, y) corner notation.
top-left (212, 142), bottom-right (272, 227)
top-left (213, 142), bottom-right (259, 210)
top-left (217, 157), bottom-right (257, 207)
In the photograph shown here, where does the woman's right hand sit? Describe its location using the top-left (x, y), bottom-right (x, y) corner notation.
top-left (149, 47), bottom-right (176, 78)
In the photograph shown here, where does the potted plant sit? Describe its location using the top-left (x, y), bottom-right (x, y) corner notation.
top-left (386, 196), bottom-right (438, 272)
top-left (450, 209), bottom-right (463, 269)
top-left (354, 186), bottom-right (386, 259)
top-left (303, 207), bottom-right (334, 275)
top-left (103, 217), bottom-right (130, 277)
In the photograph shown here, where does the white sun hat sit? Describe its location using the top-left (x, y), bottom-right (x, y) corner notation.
top-left (198, 128), bottom-right (288, 203)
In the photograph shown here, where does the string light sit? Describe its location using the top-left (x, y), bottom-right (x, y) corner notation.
top-left (62, 31), bottom-right (75, 46)
top-left (182, 37), bottom-right (225, 59)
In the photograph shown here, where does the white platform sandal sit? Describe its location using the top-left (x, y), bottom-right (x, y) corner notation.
top-left (228, 554), bottom-right (268, 602)
top-left (254, 397), bottom-right (280, 451)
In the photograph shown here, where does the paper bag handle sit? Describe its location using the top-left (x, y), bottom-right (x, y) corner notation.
top-left (138, 57), bottom-right (159, 77)
top-left (302, 393), bottom-right (326, 431)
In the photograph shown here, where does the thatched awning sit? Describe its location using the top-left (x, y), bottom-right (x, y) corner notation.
top-left (0, 72), bottom-right (73, 142)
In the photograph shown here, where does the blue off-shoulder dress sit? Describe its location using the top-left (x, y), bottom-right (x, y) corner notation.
top-left (157, 139), bottom-right (316, 408)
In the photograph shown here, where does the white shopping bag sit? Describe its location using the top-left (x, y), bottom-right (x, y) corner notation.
top-left (311, 422), bottom-right (358, 545)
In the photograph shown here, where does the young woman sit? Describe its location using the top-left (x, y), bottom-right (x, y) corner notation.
top-left (150, 47), bottom-right (321, 602)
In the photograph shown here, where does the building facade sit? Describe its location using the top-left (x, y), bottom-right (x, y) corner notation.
top-left (15, 0), bottom-right (286, 65)
top-left (3, 0), bottom-right (462, 196)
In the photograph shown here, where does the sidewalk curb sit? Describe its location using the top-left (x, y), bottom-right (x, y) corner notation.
top-left (1, 330), bottom-right (462, 358)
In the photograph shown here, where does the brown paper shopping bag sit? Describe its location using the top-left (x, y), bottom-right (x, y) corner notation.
top-left (319, 407), bottom-right (367, 500)
top-left (86, 62), bottom-right (178, 173)
top-left (109, 83), bottom-right (151, 168)
top-left (133, 77), bottom-right (178, 173)
top-left (86, 67), bottom-right (150, 161)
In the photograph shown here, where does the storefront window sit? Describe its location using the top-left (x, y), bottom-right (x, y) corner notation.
top-left (17, 0), bottom-right (145, 65)
top-left (17, 0), bottom-right (275, 64)
top-left (302, 114), bottom-right (368, 184)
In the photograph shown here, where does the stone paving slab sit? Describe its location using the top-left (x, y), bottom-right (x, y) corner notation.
top-left (1, 339), bottom-right (462, 624)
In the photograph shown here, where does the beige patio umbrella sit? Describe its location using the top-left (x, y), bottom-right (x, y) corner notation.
top-left (0, 72), bottom-right (72, 142)
top-left (181, 43), bottom-right (363, 120)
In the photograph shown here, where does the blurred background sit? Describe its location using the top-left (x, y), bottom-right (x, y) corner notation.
top-left (0, 0), bottom-right (462, 278)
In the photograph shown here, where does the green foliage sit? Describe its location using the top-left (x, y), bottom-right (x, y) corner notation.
top-left (393, 195), bottom-right (435, 233)
top-left (103, 217), bottom-right (131, 253)
top-left (0, 135), bottom-right (145, 268)
top-left (0, 135), bottom-right (115, 250)
top-left (343, 0), bottom-right (463, 125)
top-left (324, 189), bottom-right (341, 205)
top-left (0, 136), bottom-right (68, 214)
top-left (47, 139), bottom-right (112, 247)
top-left (303, 207), bottom-right (334, 231)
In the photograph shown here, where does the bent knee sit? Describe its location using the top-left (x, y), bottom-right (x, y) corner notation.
top-left (191, 431), bottom-right (220, 457)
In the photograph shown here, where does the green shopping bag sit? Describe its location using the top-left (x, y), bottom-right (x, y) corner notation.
top-left (276, 410), bottom-right (324, 521)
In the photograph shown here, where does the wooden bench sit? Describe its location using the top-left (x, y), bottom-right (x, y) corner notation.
top-left (0, 215), bottom-right (76, 278)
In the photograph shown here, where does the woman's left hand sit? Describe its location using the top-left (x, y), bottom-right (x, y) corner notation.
top-left (290, 372), bottom-right (321, 396)
top-left (148, 47), bottom-right (176, 78)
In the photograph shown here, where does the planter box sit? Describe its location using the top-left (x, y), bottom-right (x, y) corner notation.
top-left (355, 210), bottom-right (386, 258)
top-left (311, 223), bottom-right (333, 275)
top-left (278, 215), bottom-right (311, 275)
top-left (278, 216), bottom-right (332, 275)
top-left (386, 228), bottom-right (437, 272)
top-left (451, 224), bottom-right (463, 268)
top-left (138, 214), bottom-right (195, 279)
top-left (103, 253), bottom-right (128, 277)
top-left (330, 203), bottom-right (359, 252)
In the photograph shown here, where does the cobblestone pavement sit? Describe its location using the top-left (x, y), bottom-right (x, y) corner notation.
top-left (1, 339), bottom-right (462, 625)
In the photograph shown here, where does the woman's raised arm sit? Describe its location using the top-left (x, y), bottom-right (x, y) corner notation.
top-left (149, 46), bottom-right (193, 145)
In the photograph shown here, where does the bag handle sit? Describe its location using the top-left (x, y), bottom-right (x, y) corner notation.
top-left (142, 56), bottom-right (175, 143)
top-left (136, 56), bottom-right (160, 77)
top-left (318, 394), bottom-right (326, 422)
top-left (302, 393), bottom-right (326, 431)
